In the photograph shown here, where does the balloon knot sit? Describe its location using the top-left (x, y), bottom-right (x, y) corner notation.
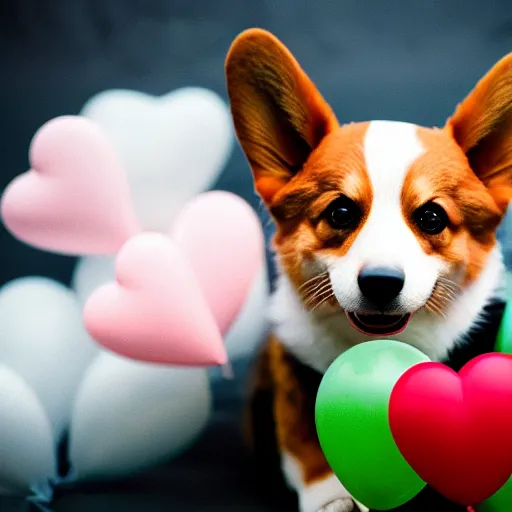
top-left (220, 360), bottom-right (234, 379)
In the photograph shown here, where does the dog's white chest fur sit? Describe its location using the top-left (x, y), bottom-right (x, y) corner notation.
top-left (269, 246), bottom-right (505, 373)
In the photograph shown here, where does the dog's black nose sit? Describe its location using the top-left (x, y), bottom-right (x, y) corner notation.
top-left (358, 266), bottom-right (405, 308)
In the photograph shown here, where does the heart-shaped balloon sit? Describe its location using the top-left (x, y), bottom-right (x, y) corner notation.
top-left (172, 191), bottom-right (265, 334)
top-left (0, 364), bottom-right (56, 497)
top-left (496, 298), bottom-right (511, 354)
top-left (315, 340), bottom-right (429, 511)
top-left (69, 351), bottom-right (212, 481)
top-left (81, 87), bottom-right (233, 232)
top-left (72, 253), bottom-right (270, 362)
top-left (83, 232), bottom-right (227, 366)
top-left (389, 353), bottom-right (512, 506)
top-left (1, 116), bottom-right (140, 255)
top-left (71, 255), bottom-right (117, 306)
top-left (0, 277), bottom-right (99, 441)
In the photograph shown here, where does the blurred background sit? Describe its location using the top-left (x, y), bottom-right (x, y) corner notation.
top-left (1, 1), bottom-right (511, 511)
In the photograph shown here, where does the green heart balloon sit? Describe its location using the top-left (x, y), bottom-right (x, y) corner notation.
top-left (477, 474), bottom-right (512, 512)
top-left (495, 297), bottom-right (511, 354)
top-left (484, 278), bottom-right (512, 511)
top-left (479, 273), bottom-right (511, 511)
top-left (315, 340), bottom-right (429, 511)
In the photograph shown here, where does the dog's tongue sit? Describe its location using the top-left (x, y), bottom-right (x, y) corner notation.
top-left (355, 313), bottom-right (403, 328)
top-left (347, 311), bottom-right (412, 336)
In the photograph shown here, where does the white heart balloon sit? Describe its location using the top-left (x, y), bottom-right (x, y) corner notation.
top-left (223, 263), bottom-right (269, 361)
top-left (68, 352), bottom-right (212, 481)
top-left (0, 364), bottom-right (56, 496)
top-left (81, 87), bottom-right (234, 232)
top-left (0, 277), bottom-right (99, 441)
top-left (71, 254), bottom-right (116, 306)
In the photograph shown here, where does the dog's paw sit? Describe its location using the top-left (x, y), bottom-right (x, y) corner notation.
top-left (298, 472), bottom-right (356, 512)
top-left (317, 497), bottom-right (356, 512)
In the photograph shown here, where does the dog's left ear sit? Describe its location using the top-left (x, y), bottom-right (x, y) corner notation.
top-left (446, 53), bottom-right (512, 213)
top-left (225, 29), bottom-right (339, 205)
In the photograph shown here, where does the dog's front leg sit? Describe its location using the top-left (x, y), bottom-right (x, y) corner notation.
top-left (269, 340), bottom-right (357, 512)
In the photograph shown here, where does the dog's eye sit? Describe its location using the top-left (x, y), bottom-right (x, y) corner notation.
top-left (324, 196), bottom-right (361, 229)
top-left (414, 202), bottom-right (448, 234)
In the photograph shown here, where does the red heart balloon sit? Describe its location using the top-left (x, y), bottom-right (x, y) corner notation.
top-left (389, 353), bottom-right (512, 506)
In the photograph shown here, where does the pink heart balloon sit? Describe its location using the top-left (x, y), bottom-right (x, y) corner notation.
top-left (171, 191), bottom-right (265, 335)
top-left (1, 116), bottom-right (140, 255)
top-left (83, 232), bottom-right (227, 367)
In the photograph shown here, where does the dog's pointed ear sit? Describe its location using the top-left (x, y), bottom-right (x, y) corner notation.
top-left (446, 53), bottom-right (512, 213)
top-left (226, 29), bottom-right (339, 204)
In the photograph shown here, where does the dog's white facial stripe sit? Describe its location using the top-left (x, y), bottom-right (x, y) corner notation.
top-left (327, 120), bottom-right (446, 312)
top-left (364, 120), bottom-right (424, 199)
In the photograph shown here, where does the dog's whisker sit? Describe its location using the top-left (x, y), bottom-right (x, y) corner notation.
top-left (438, 281), bottom-right (461, 292)
top-left (297, 272), bottom-right (329, 293)
top-left (309, 292), bottom-right (335, 313)
top-left (425, 294), bottom-right (450, 318)
top-left (303, 283), bottom-right (334, 307)
top-left (430, 297), bottom-right (451, 313)
top-left (435, 290), bottom-right (458, 302)
top-left (437, 275), bottom-right (461, 285)
top-left (301, 277), bottom-right (331, 295)
top-left (436, 276), bottom-right (462, 293)
top-left (303, 282), bottom-right (334, 305)
top-left (426, 277), bottom-right (463, 318)
top-left (426, 301), bottom-right (447, 319)
top-left (300, 278), bottom-right (331, 300)
top-left (437, 286), bottom-right (460, 298)
top-left (436, 283), bottom-right (459, 293)
top-left (436, 279), bottom-right (459, 290)
top-left (297, 277), bottom-right (320, 293)
top-left (434, 291), bottom-right (458, 303)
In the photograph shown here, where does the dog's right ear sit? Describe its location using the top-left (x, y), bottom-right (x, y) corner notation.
top-left (225, 29), bottom-right (339, 205)
top-left (446, 53), bottom-right (512, 214)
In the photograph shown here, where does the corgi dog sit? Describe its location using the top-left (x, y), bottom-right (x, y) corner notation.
top-left (225, 29), bottom-right (511, 512)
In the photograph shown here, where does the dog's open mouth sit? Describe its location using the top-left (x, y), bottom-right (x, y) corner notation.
top-left (346, 311), bottom-right (411, 336)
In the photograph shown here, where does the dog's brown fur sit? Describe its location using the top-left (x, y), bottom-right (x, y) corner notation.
top-left (228, 28), bottom-right (512, 512)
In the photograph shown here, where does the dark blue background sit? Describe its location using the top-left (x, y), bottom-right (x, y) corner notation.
top-left (1, 1), bottom-right (511, 511)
